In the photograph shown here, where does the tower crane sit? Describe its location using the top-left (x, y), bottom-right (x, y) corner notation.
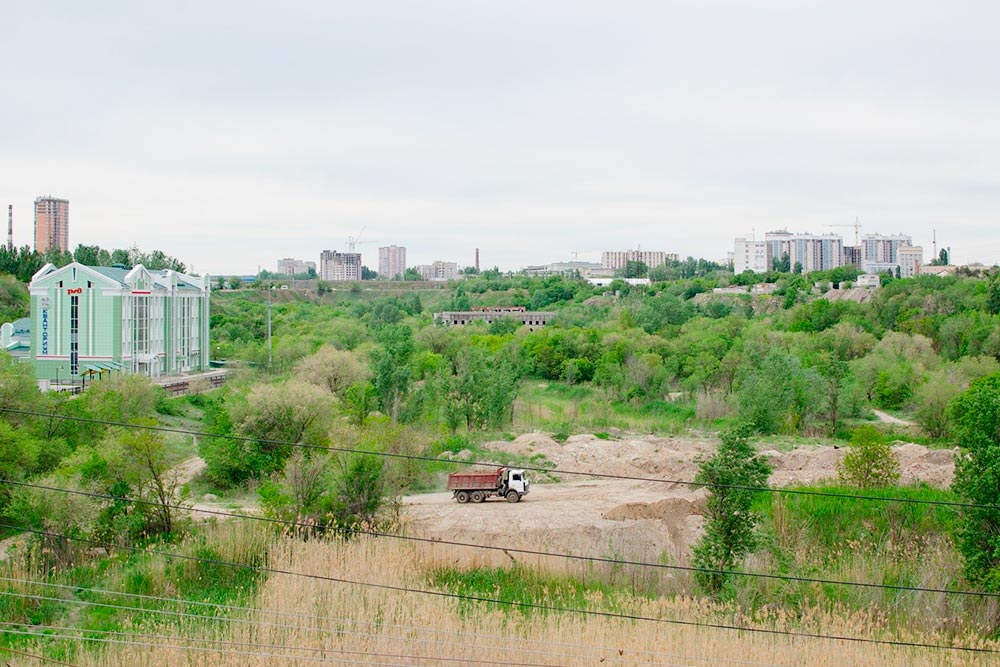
top-left (347, 225), bottom-right (368, 253)
top-left (824, 217), bottom-right (862, 248)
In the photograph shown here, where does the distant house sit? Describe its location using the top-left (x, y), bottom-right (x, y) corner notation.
top-left (855, 273), bottom-right (881, 288)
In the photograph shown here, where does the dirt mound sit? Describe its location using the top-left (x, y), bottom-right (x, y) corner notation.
top-left (405, 433), bottom-right (957, 567)
top-left (895, 443), bottom-right (955, 487)
top-left (823, 287), bottom-right (875, 303)
top-left (764, 446), bottom-right (845, 486)
top-left (603, 497), bottom-right (703, 521)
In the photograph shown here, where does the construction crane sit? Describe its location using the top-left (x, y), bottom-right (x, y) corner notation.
top-left (347, 225), bottom-right (367, 253)
top-left (824, 217), bottom-right (862, 248)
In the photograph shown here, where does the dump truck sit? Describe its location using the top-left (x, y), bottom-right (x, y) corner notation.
top-left (446, 467), bottom-right (529, 503)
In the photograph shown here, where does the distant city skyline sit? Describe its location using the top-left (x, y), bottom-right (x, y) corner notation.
top-left (2, 3), bottom-right (998, 275)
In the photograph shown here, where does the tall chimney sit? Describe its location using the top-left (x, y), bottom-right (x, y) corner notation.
top-left (475, 248), bottom-right (480, 272)
top-left (7, 205), bottom-right (11, 251)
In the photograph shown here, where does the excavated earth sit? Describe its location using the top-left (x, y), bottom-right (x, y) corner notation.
top-left (401, 434), bottom-right (956, 566)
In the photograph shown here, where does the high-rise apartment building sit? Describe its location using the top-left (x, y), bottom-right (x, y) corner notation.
top-left (843, 245), bottom-right (862, 267)
top-left (764, 230), bottom-right (844, 273)
top-left (415, 261), bottom-right (459, 281)
top-left (319, 250), bottom-right (362, 281)
top-left (34, 196), bottom-right (70, 253)
top-left (276, 258), bottom-right (316, 276)
top-left (861, 234), bottom-right (912, 273)
top-left (601, 250), bottom-right (672, 271)
top-left (897, 246), bottom-right (923, 278)
top-left (733, 236), bottom-right (768, 274)
top-left (378, 245), bottom-right (407, 280)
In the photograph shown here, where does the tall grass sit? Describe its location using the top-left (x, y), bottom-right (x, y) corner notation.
top-left (742, 485), bottom-right (994, 637)
top-left (29, 535), bottom-right (995, 667)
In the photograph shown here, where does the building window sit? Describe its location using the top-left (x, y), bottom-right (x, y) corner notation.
top-left (70, 295), bottom-right (79, 375)
top-left (135, 296), bottom-right (148, 357)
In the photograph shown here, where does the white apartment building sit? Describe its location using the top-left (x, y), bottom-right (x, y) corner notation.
top-left (733, 236), bottom-right (768, 274)
top-left (415, 261), bottom-right (459, 282)
top-left (378, 245), bottom-right (407, 280)
top-left (601, 250), bottom-right (675, 271)
top-left (764, 231), bottom-right (844, 273)
top-left (897, 246), bottom-right (923, 278)
top-left (861, 234), bottom-right (912, 273)
top-left (276, 258), bottom-right (316, 276)
top-left (319, 250), bottom-right (362, 281)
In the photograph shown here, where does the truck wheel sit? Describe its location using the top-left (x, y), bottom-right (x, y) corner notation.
top-left (505, 490), bottom-right (520, 503)
top-left (456, 491), bottom-right (470, 504)
top-left (471, 491), bottom-right (485, 503)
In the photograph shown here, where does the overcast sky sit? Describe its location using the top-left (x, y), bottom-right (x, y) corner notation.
top-left (2, 1), bottom-right (998, 275)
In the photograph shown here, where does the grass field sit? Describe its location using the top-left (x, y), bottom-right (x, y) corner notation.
top-left (4, 526), bottom-right (998, 666)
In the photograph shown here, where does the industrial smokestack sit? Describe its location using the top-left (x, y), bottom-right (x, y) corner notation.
top-left (475, 248), bottom-right (480, 272)
top-left (7, 205), bottom-right (11, 251)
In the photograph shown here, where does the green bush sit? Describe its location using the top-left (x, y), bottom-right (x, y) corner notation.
top-left (837, 425), bottom-right (900, 488)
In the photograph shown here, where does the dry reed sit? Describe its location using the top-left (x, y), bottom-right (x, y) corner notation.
top-left (46, 535), bottom-right (998, 667)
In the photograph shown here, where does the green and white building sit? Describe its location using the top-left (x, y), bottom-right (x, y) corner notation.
top-left (29, 262), bottom-right (210, 383)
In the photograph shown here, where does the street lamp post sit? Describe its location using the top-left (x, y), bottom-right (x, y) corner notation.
top-left (55, 366), bottom-right (62, 388)
top-left (267, 285), bottom-right (273, 370)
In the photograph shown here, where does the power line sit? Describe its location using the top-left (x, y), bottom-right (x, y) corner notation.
top-left (1, 522), bottom-right (997, 655)
top-left (0, 644), bottom-right (81, 667)
top-left (0, 592), bottom-right (606, 667)
top-left (0, 626), bottom-right (462, 667)
top-left (4, 478), bottom-right (996, 601)
top-left (0, 577), bottom-right (779, 667)
top-left (0, 407), bottom-right (985, 511)
top-left (0, 621), bottom-right (578, 667)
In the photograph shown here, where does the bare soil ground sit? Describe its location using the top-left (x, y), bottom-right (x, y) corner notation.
top-left (402, 433), bottom-right (956, 565)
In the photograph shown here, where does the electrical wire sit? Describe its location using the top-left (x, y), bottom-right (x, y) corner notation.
top-left (3, 478), bottom-right (994, 601)
top-left (0, 626), bottom-right (465, 667)
top-left (1, 522), bottom-right (997, 655)
top-left (0, 577), bottom-right (783, 667)
top-left (0, 591), bottom-right (612, 667)
top-left (0, 621), bottom-right (579, 667)
top-left (0, 407), bottom-right (985, 511)
top-left (0, 644), bottom-right (81, 666)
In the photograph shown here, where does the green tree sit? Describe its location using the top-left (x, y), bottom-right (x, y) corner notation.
top-left (294, 346), bottom-right (368, 397)
top-left (440, 347), bottom-right (520, 431)
top-left (82, 374), bottom-right (161, 424)
top-left (370, 325), bottom-right (414, 422)
top-left (329, 453), bottom-right (388, 533)
top-left (0, 421), bottom-right (46, 517)
top-left (229, 275), bottom-right (243, 290)
top-left (201, 382), bottom-right (334, 486)
top-left (99, 422), bottom-right (182, 539)
top-left (986, 274), bottom-right (1000, 316)
top-left (814, 352), bottom-right (850, 434)
top-left (73, 244), bottom-right (101, 265)
top-left (343, 381), bottom-right (377, 426)
top-left (691, 424), bottom-right (772, 597)
top-left (736, 348), bottom-right (818, 434)
top-left (951, 371), bottom-right (1000, 590)
top-left (258, 451), bottom-right (331, 529)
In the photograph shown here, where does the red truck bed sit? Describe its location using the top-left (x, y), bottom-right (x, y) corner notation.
top-left (447, 469), bottom-right (502, 491)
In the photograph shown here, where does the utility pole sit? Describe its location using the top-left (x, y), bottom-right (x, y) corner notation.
top-left (267, 285), bottom-right (273, 370)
